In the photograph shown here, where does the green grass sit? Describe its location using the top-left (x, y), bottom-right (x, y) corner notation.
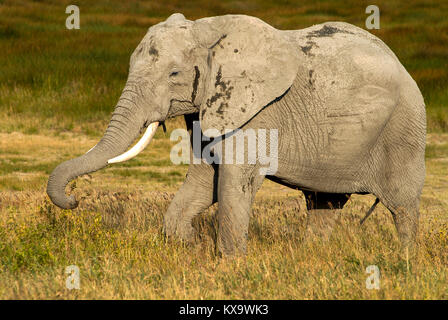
top-left (0, 0), bottom-right (447, 300)
top-left (426, 143), bottom-right (448, 159)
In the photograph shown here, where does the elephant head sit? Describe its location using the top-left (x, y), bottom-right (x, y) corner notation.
top-left (47, 13), bottom-right (298, 209)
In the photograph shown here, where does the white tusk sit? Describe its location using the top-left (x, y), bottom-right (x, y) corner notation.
top-left (107, 122), bottom-right (159, 164)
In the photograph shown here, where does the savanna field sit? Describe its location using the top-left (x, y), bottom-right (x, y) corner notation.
top-left (0, 0), bottom-right (447, 299)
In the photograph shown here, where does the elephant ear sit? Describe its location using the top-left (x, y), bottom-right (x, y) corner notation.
top-left (192, 15), bottom-right (299, 137)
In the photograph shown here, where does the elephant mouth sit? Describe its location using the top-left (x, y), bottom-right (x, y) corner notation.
top-left (159, 121), bottom-right (167, 133)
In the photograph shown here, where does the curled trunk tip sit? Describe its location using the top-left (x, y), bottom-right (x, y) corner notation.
top-left (47, 160), bottom-right (83, 209)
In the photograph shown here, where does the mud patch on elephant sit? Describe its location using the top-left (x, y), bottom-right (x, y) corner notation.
top-left (201, 108), bottom-right (207, 119)
top-left (209, 34), bottom-right (227, 49)
top-left (300, 40), bottom-right (318, 56)
top-left (215, 65), bottom-right (231, 91)
top-left (300, 44), bottom-right (313, 55)
top-left (214, 66), bottom-right (234, 97)
top-left (306, 25), bottom-right (353, 39)
top-left (147, 39), bottom-right (159, 62)
top-left (308, 69), bottom-right (316, 89)
top-left (204, 66), bottom-right (234, 117)
top-left (216, 102), bottom-right (228, 115)
top-left (191, 66), bottom-right (200, 103)
top-left (148, 46), bottom-right (158, 57)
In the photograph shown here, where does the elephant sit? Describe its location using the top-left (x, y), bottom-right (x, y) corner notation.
top-left (47, 13), bottom-right (426, 256)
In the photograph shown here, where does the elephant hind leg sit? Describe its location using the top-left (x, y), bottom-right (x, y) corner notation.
top-left (368, 148), bottom-right (423, 256)
top-left (367, 90), bottom-right (425, 256)
top-left (369, 160), bottom-right (423, 256)
top-left (303, 191), bottom-right (351, 240)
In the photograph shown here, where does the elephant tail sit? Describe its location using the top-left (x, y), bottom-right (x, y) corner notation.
top-left (360, 198), bottom-right (380, 226)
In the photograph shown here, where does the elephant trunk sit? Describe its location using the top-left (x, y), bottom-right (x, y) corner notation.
top-left (47, 89), bottom-right (158, 210)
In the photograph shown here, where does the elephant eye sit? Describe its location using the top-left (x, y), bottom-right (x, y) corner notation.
top-left (169, 71), bottom-right (179, 77)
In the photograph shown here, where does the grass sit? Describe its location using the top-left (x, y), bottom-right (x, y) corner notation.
top-left (0, 0), bottom-right (447, 299)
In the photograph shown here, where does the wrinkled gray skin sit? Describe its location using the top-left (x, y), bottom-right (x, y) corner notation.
top-left (47, 14), bottom-right (426, 256)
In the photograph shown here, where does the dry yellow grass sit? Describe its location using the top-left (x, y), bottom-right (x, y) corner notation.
top-left (0, 130), bottom-right (447, 299)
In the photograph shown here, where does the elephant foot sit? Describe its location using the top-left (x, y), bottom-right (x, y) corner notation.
top-left (216, 230), bottom-right (248, 257)
top-left (391, 207), bottom-right (419, 260)
top-left (165, 227), bottom-right (196, 243)
top-left (164, 215), bottom-right (197, 243)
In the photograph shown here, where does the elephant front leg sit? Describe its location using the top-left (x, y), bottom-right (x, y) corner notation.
top-left (217, 164), bottom-right (265, 256)
top-left (164, 163), bottom-right (217, 242)
top-left (303, 191), bottom-right (350, 241)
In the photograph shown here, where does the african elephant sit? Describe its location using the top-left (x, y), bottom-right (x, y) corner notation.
top-left (47, 14), bottom-right (426, 256)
